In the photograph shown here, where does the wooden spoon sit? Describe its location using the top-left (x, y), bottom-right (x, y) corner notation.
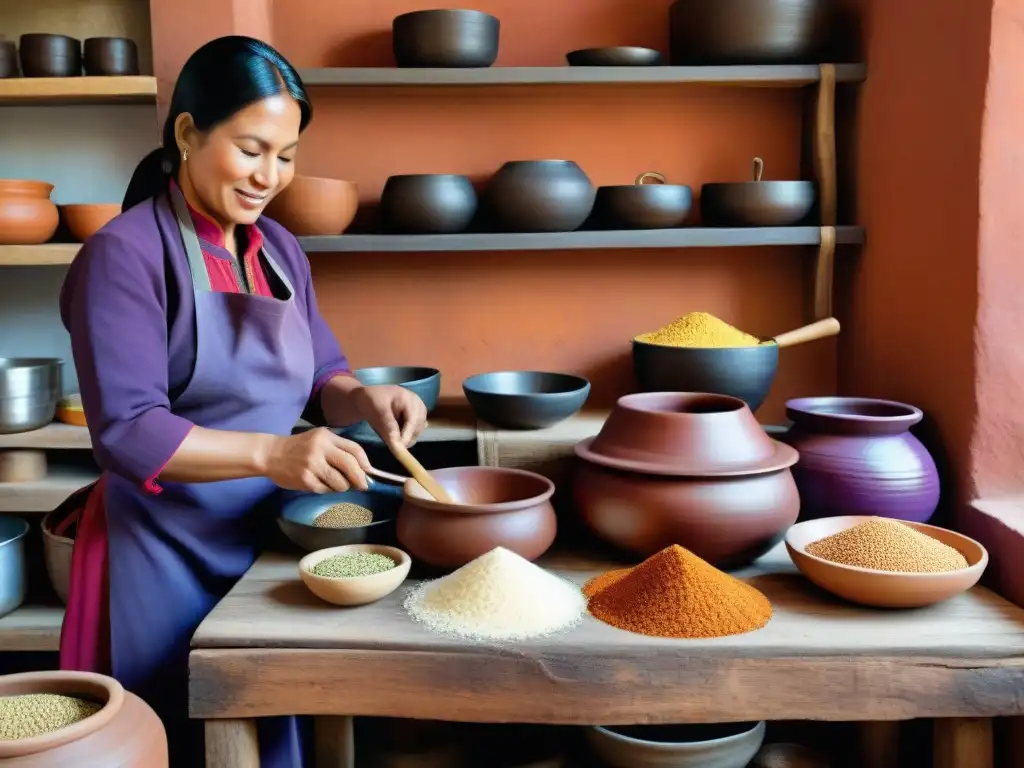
top-left (385, 441), bottom-right (456, 504)
top-left (766, 317), bottom-right (840, 348)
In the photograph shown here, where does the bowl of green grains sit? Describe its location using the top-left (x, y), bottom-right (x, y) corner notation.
top-left (279, 489), bottom-right (400, 552)
top-left (299, 544), bottom-right (411, 606)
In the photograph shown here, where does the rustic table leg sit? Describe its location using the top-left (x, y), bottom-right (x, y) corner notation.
top-left (997, 717), bottom-right (1024, 768)
top-left (205, 719), bottom-right (260, 768)
top-left (935, 718), bottom-right (993, 768)
top-left (859, 721), bottom-right (901, 768)
top-left (315, 716), bottom-right (355, 768)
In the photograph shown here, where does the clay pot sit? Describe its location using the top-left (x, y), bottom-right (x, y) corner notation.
top-left (0, 671), bottom-right (168, 766)
top-left (484, 160), bottom-right (596, 232)
top-left (0, 180), bottom-right (60, 245)
top-left (0, 40), bottom-right (18, 78)
top-left (593, 172), bottom-right (693, 230)
top-left (392, 9), bottom-right (500, 68)
top-left (61, 204), bottom-right (121, 242)
top-left (395, 466), bottom-right (557, 569)
top-left (19, 34), bottom-right (81, 78)
top-left (264, 175), bottom-right (358, 236)
top-left (380, 174), bottom-right (478, 234)
top-left (83, 37), bottom-right (139, 76)
top-left (701, 157), bottom-right (816, 227)
top-left (781, 397), bottom-right (941, 523)
top-left (573, 392), bottom-right (800, 568)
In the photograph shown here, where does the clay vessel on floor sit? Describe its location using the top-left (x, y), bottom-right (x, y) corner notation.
top-left (0, 670), bottom-right (168, 766)
top-left (573, 392), bottom-right (800, 568)
top-left (0, 180), bottom-right (59, 245)
top-left (484, 160), bottom-right (596, 232)
top-left (781, 396), bottom-right (940, 523)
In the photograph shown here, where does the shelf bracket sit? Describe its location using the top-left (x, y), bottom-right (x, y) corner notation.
top-left (810, 63), bottom-right (838, 320)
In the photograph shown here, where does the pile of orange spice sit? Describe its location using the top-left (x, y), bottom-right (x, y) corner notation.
top-left (584, 545), bottom-right (772, 639)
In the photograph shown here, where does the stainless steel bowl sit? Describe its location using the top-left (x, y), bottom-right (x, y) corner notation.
top-left (0, 516), bottom-right (29, 618)
top-left (0, 357), bottom-right (63, 434)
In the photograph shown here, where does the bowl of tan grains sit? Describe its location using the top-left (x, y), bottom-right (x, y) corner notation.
top-left (786, 516), bottom-right (988, 608)
top-left (299, 544), bottom-right (411, 606)
top-left (278, 489), bottom-right (400, 552)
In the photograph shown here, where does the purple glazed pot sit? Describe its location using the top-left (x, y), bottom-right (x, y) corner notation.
top-left (782, 397), bottom-right (940, 523)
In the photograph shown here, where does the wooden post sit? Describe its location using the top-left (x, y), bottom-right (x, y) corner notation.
top-left (809, 62), bottom-right (838, 321)
top-left (315, 715), bottom-right (355, 768)
top-left (205, 719), bottom-right (260, 768)
top-left (935, 718), bottom-right (993, 768)
top-left (859, 721), bottom-right (901, 768)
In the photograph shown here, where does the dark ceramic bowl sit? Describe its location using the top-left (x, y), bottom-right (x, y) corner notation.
top-left (0, 41), bottom-right (18, 79)
top-left (277, 489), bottom-right (400, 552)
top-left (632, 339), bottom-right (778, 412)
top-left (484, 159), bottom-right (596, 233)
top-left (463, 371), bottom-right (591, 430)
top-left (594, 173), bottom-right (692, 229)
top-left (701, 180), bottom-right (816, 227)
top-left (566, 47), bottom-right (662, 66)
top-left (339, 366), bottom-right (441, 443)
top-left (83, 37), bottom-right (139, 76)
top-left (380, 174), bottom-right (477, 234)
top-left (392, 9), bottom-right (500, 68)
top-left (669, 0), bottom-right (834, 65)
top-left (19, 34), bottom-right (81, 78)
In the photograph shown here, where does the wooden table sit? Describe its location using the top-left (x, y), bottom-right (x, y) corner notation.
top-left (190, 544), bottom-right (1024, 768)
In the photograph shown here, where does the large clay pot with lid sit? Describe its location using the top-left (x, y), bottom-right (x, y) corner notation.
top-left (573, 392), bottom-right (800, 568)
top-left (781, 397), bottom-right (940, 523)
top-left (0, 670), bottom-right (167, 766)
top-left (0, 180), bottom-right (59, 245)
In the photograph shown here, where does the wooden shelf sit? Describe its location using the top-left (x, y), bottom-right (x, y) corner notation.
top-left (0, 244), bottom-right (80, 266)
top-left (0, 76), bottom-right (157, 106)
top-left (0, 605), bottom-right (63, 652)
top-left (299, 226), bottom-right (864, 253)
top-left (299, 64), bottom-right (867, 88)
top-left (0, 467), bottom-right (98, 513)
top-left (0, 423), bottom-right (91, 450)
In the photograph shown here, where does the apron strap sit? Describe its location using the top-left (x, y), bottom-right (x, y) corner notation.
top-left (168, 183), bottom-right (213, 294)
top-left (257, 232), bottom-right (296, 300)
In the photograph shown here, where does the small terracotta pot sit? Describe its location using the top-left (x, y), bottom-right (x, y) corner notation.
top-left (0, 180), bottom-right (60, 245)
top-left (19, 34), bottom-right (81, 78)
top-left (83, 37), bottom-right (139, 76)
top-left (61, 204), bottom-right (121, 242)
top-left (0, 40), bottom-right (18, 78)
top-left (395, 466), bottom-right (557, 569)
top-left (0, 671), bottom-right (167, 766)
top-left (264, 175), bottom-right (358, 236)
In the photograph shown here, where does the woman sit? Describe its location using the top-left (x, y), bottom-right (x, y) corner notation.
top-left (56, 36), bottom-right (427, 767)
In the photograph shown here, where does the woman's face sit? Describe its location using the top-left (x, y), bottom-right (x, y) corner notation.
top-left (177, 94), bottom-right (302, 229)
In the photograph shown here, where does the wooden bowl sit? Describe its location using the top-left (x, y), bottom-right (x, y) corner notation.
top-left (61, 204), bottom-right (120, 241)
top-left (264, 175), bottom-right (358, 236)
top-left (19, 34), bottom-right (81, 78)
top-left (83, 37), bottom-right (139, 76)
top-left (298, 544), bottom-right (411, 607)
top-left (785, 516), bottom-right (988, 608)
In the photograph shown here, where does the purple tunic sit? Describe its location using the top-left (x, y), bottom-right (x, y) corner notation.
top-left (59, 187), bottom-right (350, 768)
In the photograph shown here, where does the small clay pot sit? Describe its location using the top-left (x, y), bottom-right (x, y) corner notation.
top-left (264, 175), bottom-right (358, 236)
top-left (61, 204), bottom-right (121, 242)
top-left (392, 9), bottom-right (500, 68)
top-left (484, 160), bottom-right (596, 233)
top-left (380, 174), bottom-right (478, 234)
top-left (701, 157), bottom-right (816, 227)
top-left (0, 40), bottom-right (18, 78)
top-left (0, 670), bottom-right (168, 766)
top-left (83, 37), bottom-right (139, 76)
top-left (0, 180), bottom-right (60, 245)
top-left (396, 466), bottom-right (557, 570)
top-left (19, 34), bottom-right (82, 78)
top-left (593, 171), bottom-right (693, 229)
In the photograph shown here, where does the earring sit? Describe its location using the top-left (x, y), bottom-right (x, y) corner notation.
top-left (181, 147), bottom-right (189, 162)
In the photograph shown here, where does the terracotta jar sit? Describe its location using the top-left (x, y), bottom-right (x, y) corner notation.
top-left (781, 397), bottom-right (940, 523)
top-left (573, 392), bottom-right (800, 569)
top-left (0, 180), bottom-right (60, 245)
top-left (0, 671), bottom-right (167, 766)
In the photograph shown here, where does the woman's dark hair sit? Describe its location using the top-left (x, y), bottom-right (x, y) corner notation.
top-left (122, 36), bottom-right (312, 211)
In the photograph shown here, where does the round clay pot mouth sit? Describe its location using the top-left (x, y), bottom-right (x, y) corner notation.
top-left (403, 466), bottom-right (555, 512)
top-left (786, 396), bottom-right (923, 436)
top-left (618, 391), bottom-right (746, 416)
top-left (0, 671), bottom-right (123, 758)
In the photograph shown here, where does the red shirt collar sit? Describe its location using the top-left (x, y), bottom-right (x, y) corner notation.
top-left (170, 178), bottom-right (264, 259)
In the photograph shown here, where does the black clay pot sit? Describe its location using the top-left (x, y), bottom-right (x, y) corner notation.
top-left (83, 37), bottom-right (140, 76)
top-left (0, 40), bottom-right (17, 78)
top-left (484, 160), bottom-right (596, 233)
top-left (566, 47), bottom-right (662, 66)
top-left (669, 0), bottom-right (834, 65)
top-left (380, 174), bottom-right (478, 234)
top-left (593, 172), bottom-right (693, 229)
top-left (701, 157), bottom-right (816, 227)
top-left (392, 9), bottom-right (500, 68)
top-left (19, 34), bottom-right (81, 78)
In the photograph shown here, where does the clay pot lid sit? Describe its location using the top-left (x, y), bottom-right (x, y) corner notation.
top-left (575, 391), bottom-right (798, 477)
top-left (785, 396), bottom-right (923, 436)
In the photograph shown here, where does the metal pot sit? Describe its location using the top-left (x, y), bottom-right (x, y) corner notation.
top-left (0, 357), bottom-right (63, 434)
top-left (0, 516), bottom-right (29, 618)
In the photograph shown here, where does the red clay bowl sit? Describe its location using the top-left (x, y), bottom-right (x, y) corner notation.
top-left (577, 391), bottom-right (797, 476)
top-left (264, 175), bottom-right (358, 236)
top-left (785, 516), bottom-right (988, 608)
top-left (61, 204), bottom-right (120, 241)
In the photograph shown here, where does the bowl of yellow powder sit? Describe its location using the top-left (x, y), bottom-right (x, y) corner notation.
top-left (278, 489), bottom-right (400, 553)
top-left (632, 312), bottom-right (777, 412)
top-left (299, 544), bottom-right (411, 606)
top-left (786, 516), bottom-right (989, 608)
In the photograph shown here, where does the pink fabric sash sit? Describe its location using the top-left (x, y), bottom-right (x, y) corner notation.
top-left (59, 475), bottom-right (111, 674)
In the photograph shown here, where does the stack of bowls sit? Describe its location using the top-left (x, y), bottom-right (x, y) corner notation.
top-left (0, 358), bottom-right (63, 434)
top-left (573, 392), bottom-right (800, 568)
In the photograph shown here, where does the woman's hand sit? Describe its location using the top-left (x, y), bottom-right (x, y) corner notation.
top-left (353, 385), bottom-right (429, 448)
top-left (262, 428), bottom-right (372, 493)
